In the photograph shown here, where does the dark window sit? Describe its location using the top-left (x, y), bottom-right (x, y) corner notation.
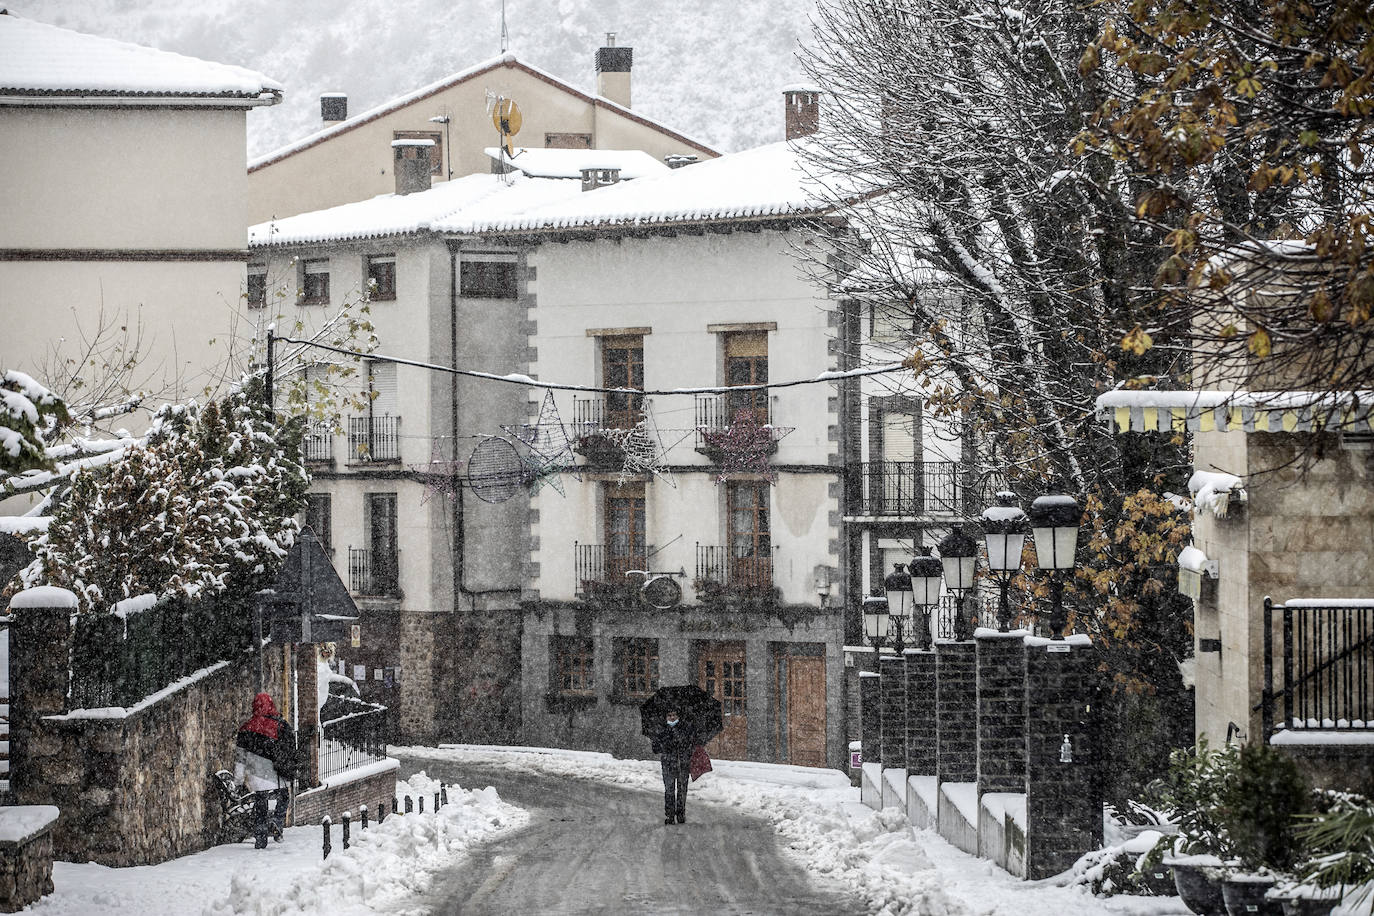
top-left (724, 331), bottom-right (768, 424)
top-left (553, 636), bottom-right (595, 696)
top-left (302, 259), bottom-right (330, 305)
top-left (247, 267), bottom-right (267, 309)
top-left (602, 335), bottom-right (644, 428)
top-left (545, 132), bottom-right (593, 149)
top-left (305, 493), bottom-right (332, 549)
top-left (604, 482), bottom-right (646, 582)
top-left (615, 638), bottom-right (659, 699)
top-left (366, 492), bottom-right (399, 595)
top-left (459, 255), bottom-right (517, 299)
top-left (392, 130), bottom-right (443, 176)
top-left (367, 254), bottom-right (396, 301)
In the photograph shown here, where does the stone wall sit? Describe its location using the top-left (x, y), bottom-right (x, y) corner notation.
top-left (859, 671), bottom-right (881, 767)
top-left (976, 633), bottom-right (1027, 795)
top-left (904, 650), bottom-right (937, 773)
top-left (293, 760), bottom-right (400, 826)
top-left (0, 809), bottom-right (56, 913)
top-left (878, 654), bottom-right (907, 767)
top-left (935, 642), bottom-right (976, 783)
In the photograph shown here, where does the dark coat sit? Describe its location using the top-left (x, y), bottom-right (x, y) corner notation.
top-left (651, 721), bottom-right (698, 762)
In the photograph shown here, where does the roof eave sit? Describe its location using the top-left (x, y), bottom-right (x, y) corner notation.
top-left (0, 89), bottom-right (281, 108)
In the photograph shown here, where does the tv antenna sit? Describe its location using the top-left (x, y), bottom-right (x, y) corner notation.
top-left (500, 0), bottom-right (509, 53)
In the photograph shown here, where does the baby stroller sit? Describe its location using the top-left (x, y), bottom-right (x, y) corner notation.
top-left (212, 769), bottom-right (256, 844)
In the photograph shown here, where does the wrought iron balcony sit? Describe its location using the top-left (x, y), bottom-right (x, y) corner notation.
top-left (694, 544), bottom-right (774, 591)
top-left (348, 547), bottom-right (400, 598)
top-left (347, 415), bottom-right (401, 463)
top-left (1263, 597), bottom-right (1374, 739)
top-left (302, 420), bottom-right (333, 464)
top-left (574, 542), bottom-right (650, 601)
top-left (572, 394), bottom-right (642, 433)
top-left (848, 460), bottom-right (970, 518)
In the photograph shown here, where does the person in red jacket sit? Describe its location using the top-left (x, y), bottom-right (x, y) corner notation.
top-left (234, 692), bottom-right (298, 849)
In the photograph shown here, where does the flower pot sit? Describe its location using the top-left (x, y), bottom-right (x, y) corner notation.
top-left (1279, 899), bottom-right (1336, 916)
top-left (1222, 877), bottom-right (1282, 916)
top-left (1172, 864), bottom-right (1228, 916)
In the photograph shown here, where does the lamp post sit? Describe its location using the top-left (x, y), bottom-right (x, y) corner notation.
top-left (907, 547), bottom-right (944, 651)
top-left (883, 563), bottom-right (913, 653)
top-left (980, 491), bottom-right (1028, 632)
top-left (1028, 492), bottom-right (1081, 639)
top-left (862, 592), bottom-right (890, 652)
top-left (937, 527), bottom-right (978, 640)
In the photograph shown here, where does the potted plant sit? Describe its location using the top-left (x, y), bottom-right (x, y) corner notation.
top-left (1214, 744), bottom-right (1313, 916)
top-left (1144, 739), bottom-right (1240, 915)
top-left (1274, 790), bottom-right (1374, 916)
top-left (573, 431), bottom-right (626, 467)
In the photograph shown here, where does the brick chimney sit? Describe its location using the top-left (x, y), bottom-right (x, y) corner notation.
top-left (320, 93), bottom-right (347, 122)
top-left (596, 33), bottom-right (632, 109)
top-left (783, 86), bottom-right (821, 140)
top-left (392, 138), bottom-right (434, 195)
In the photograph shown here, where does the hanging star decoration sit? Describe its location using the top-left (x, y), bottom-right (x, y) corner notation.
top-left (503, 390), bottom-right (578, 496)
top-left (595, 399), bottom-right (690, 487)
top-left (698, 409), bottom-right (793, 483)
top-left (409, 439), bottom-right (465, 504)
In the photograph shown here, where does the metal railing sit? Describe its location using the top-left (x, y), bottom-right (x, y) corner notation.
top-left (69, 591), bottom-right (253, 710)
top-left (574, 542), bottom-right (648, 598)
top-left (1263, 597), bottom-right (1374, 738)
top-left (695, 544), bottom-right (774, 590)
top-left (302, 420), bottom-right (333, 463)
top-left (851, 461), bottom-right (968, 517)
top-left (349, 547), bottom-right (400, 597)
top-left (572, 395), bottom-right (641, 432)
top-left (694, 394), bottom-right (773, 431)
top-left (347, 415), bottom-right (401, 462)
top-left (319, 698), bottom-right (389, 781)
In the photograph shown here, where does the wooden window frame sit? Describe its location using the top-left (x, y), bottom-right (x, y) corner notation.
top-left (302, 259), bottom-right (330, 306)
top-left (604, 481), bottom-right (646, 582)
top-left (601, 335), bottom-right (644, 429)
top-left (366, 254), bottom-right (396, 302)
top-left (614, 638), bottom-right (659, 700)
top-left (459, 252), bottom-right (518, 299)
top-left (553, 635), bottom-right (596, 696)
top-left (724, 331), bottom-right (768, 424)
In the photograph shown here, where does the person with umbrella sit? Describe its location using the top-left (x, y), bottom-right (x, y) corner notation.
top-left (642, 685), bottom-right (723, 825)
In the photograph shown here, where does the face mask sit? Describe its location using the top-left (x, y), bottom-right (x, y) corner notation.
top-left (666, 719), bottom-right (678, 727)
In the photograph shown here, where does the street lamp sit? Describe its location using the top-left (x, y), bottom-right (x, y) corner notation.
top-left (980, 491), bottom-right (1027, 632)
top-left (882, 563), bottom-right (913, 653)
top-left (907, 546), bottom-right (944, 651)
top-left (1028, 492), bottom-right (1081, 639)
top-left (862, 592), bottom-right (890, 652)
top-left (937, 527), bottom-right (978, 640)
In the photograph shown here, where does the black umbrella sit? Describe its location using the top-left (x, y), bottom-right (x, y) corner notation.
top-left (640, 685), bottom-right (723, 744)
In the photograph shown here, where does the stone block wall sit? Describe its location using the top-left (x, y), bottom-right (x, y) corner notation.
top-left (976, 633), bottom-right (1027, 794)
top-left (879, 654), bottom-right (907, 768)
top-left (1024, 640), bottom-right (1102, 880)
top-left (398, 610), bottom-right (523, 746)
top-left (859, 671), bottom-right (881, 766)
top-left (0, 822), bottom-right (54, 913)
top-left (904, 650), bottom-right (937, 774)
top-left (935, 641), bottom-right (976, 783)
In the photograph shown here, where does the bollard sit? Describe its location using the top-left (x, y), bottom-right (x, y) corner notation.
top-left (360, 804), bottom-right (369, 830)
top-left (379, 802), bottom-right (386, 823)
top-left (322, 816), bottom-right (332, 860)
top-left (342, 810), bottom-right (351, 850)
top-left (392, 797), bottom-right (398, 815)
top-left (441, 785), bottom-right (449, 807)
top-left (419, 796), bottom-right (425, 814)
top-left (434, 791), bottom-right (440, 812)
top-left (404, 795), bottom-right (413, 814)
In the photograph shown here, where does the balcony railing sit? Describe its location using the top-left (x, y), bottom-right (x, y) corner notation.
top-left (302, 420), bottom-right (333, 463)
top-left (574, 542), bottom-right (650, 599)
top-left (347, 415), bottom-right (401, 462)
top-left (850, 461), bottom-right (969, 517)
top-left (1263, 597), bottom-right (1374, 738)
top-left (319, 698), bottom-right (389, 781)
top-left (349, 547), bottom-right (400, 597)
top-left (572, 394), bottom-right (641, 433)
top-left (695, 544), bottom-right (774, 590)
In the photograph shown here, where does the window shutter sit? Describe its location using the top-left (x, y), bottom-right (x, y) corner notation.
top-left (369, 362), bottom-right (398, 417)
top-left (881, 410), bottom-right (917, 463)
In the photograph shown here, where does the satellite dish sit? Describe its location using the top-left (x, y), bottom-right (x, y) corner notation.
top-left (641, 576), bottom-right (683, 611)
top-left (466, 436), bottom-right (526, 503)
top-left (492, 97), bottom-right (522, 157)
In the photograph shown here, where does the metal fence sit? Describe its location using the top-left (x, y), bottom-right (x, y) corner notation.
top-left (348, 548), bottom-right (399, 597)
top-left (852, 461), bottom-right (967, 517)
top-left (573, 542), bottom-right (648, 598)
top-left (69, 591), bottom-right (254, 710)
top-left (302, 420), bottom-right (333, 463)
top-left (695, 544), bottom-right (774, 589)
top-left (1263, 597), bottom-right (1374, 738)
top-left (319, 699), bottom-right (389, 781)
top-left (572, 395), bottom-right (640, 432)
top-left (346, 415), bottom-right (401, 462)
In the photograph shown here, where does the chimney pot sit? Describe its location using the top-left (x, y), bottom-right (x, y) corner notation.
top-left (596, 41), bottom-right (633, 109)
top-left (664, 154), bottom-right (698, 170)
top-left (581, 166), bottom-right (622, 192)
top-left (321, 93), bottom-right (348, 122)
top-left (392, 138), bottom-right (434, 195)
top-left (783, 87), bottom-right (821, 140)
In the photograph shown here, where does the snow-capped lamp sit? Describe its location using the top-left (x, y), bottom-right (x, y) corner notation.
top-left (1029, 492), bottom-right (1082, 639)
top-left (980, 491), bottom-right (1027, 632)
top-left (862, 592), bottom-right (890, 653)
top-left (907, 547), bottom-right (944, 651)
top-left (882, 563), bottom-right (913, 653)
top-left (936, 527), bottom-right (979, 641)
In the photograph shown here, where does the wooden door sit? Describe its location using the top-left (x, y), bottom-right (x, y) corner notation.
top-left (774, 654), bottom-right (827, 767)
top-left (698, 641), bottom-right (747, 760)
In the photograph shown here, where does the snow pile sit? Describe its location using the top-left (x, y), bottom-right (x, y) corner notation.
top-left (205, 771), bottom-right (528, 916)
top-left (1188, 470), bottom-right (1246, 518)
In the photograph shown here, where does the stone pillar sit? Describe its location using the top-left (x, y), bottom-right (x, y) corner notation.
top-left (296, 644), bottom-right (320, 788)
top-left (8, 587), bottom-right (77, 803)
top-left (904, 650), bottom-right (938, 774)
top-left (878, 655), bottom-right (906, 767)
top-left (1024, 637), bottom-right (1103, 880)
top-left (977, 632), bottom-right (1027, 795)
top-left (858, 670), bottom-right (881, 766)
top-left (935, 641), bottom-right (977, 783)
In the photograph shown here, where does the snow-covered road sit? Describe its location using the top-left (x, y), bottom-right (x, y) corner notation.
top-left (391, 754), bottom-right (861, 915)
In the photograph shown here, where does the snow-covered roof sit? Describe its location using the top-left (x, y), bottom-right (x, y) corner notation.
top-left (486, 147), bottom-right (669, 180)
top-left (0, 12), bottom-right (280, 104)
top-left (248, 52), bottom-right (717, 172)
top-left (1096, 389), bottom-right (1374, 434)
top-left (248, 173), bottom-right (584, 247)
top-left (452, 141), bottom-right (828, 234)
